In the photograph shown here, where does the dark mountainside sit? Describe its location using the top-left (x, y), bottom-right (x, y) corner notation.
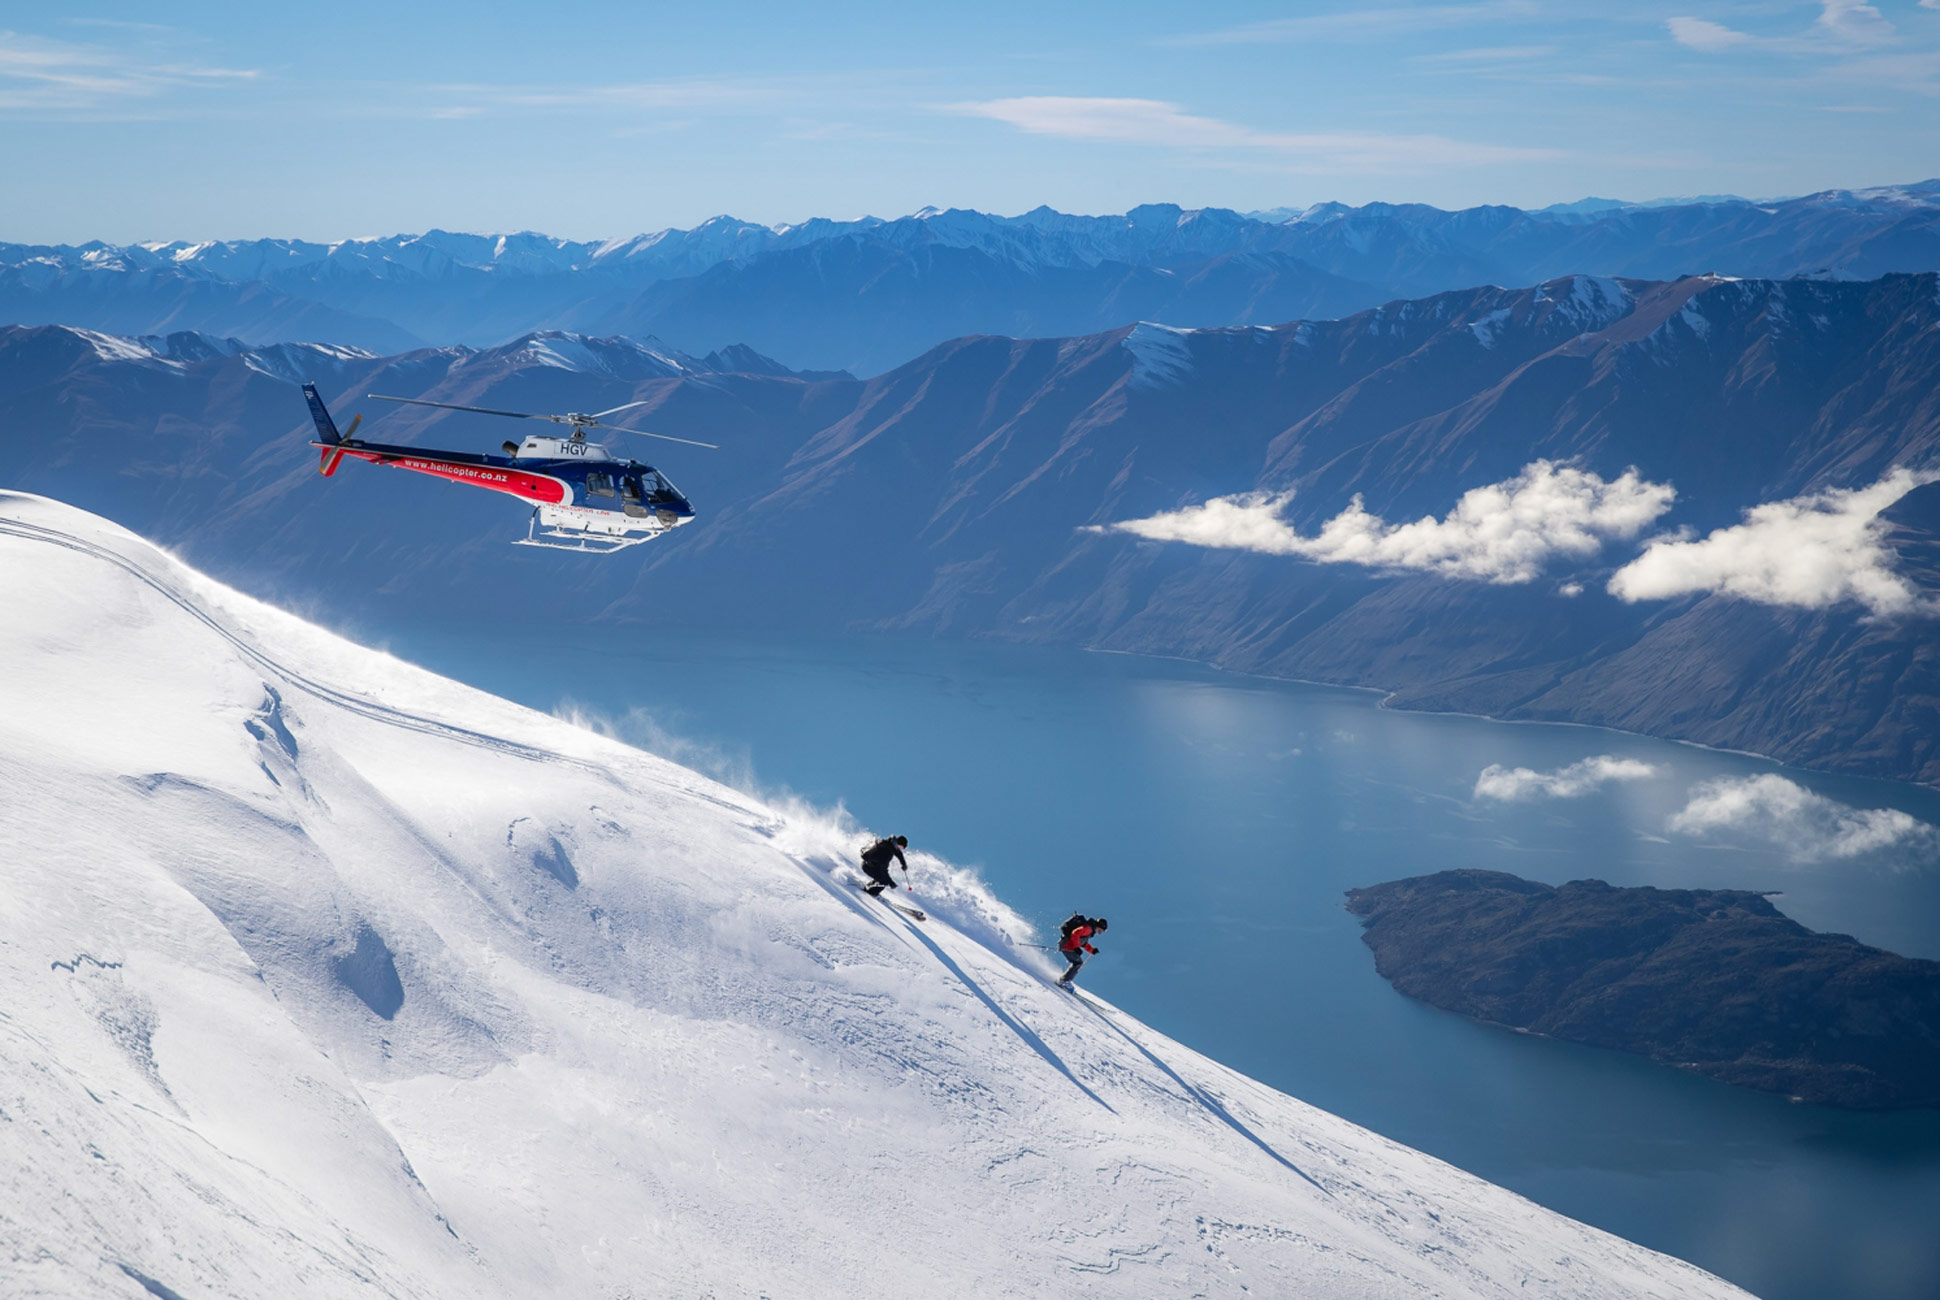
top-left (1, 270), bottom-right (1936, 786)
top-left (1343, 870), bottom-right (1940, 1110)
top-left (620, 272), bottom-right (1940, 785)
top-left (6, 182), bottom-right (1940, 374)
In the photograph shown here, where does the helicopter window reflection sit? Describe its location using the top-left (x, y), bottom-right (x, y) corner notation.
top-left (587, 472), bottom-right (615, 498)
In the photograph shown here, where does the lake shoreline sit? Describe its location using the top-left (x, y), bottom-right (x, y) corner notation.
top-left (1073, 639), bottom-right (1933, 800)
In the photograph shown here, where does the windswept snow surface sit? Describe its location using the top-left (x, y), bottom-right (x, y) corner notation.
top-left (0, 494), bottom-right (1753, 1300)
top-left (1120, 321), bottom-right (1195, 388)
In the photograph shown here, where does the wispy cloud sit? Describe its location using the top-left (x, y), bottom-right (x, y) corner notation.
top-left (1095, 460), bottom-right (1674, 584)
top-left (0, 29), bottom-right (257, 112)
top-left (945, 96), bottom-right (1562, 171)
top-left (434, 79), bottom-right (780, 112)
top-left (1669, 774), bottom-right (1937, 862)
top-left (1818, 0), bottom-right (1897, 46)
top-left (1412, 44), bottom-right (1559, 63)
top-left (1166, 2), bottom-right (1537, 47)
top-left (1667, 1), bottom-right (1902, 55)
top-left (1667, 17), bottom-right (1755, 52)
top-left (62, 19), bottom-right (182, 35)
top-left (1607, 468), bottom-right (1940, 617)
top-left (1475, 755), bottom-right (1659, 801)
top-left (1818, 50), bottom-right (1940, 95)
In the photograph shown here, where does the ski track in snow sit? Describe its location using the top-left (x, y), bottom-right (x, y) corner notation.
top-left (0, 515), bottom-right (611, 781)
top-left (0, 492), bottom-right (1755, 1300)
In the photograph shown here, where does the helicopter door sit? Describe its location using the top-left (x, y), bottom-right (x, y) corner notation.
top-left (620, 473), bottom-right (649, 518)
top-left (586, 471), bottom-right (616, 509)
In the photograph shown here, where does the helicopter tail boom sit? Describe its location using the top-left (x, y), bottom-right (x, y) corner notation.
top-left (302, 383), bottom-right (342, 443)
top-left (303, 383), bottom-right (365, 475)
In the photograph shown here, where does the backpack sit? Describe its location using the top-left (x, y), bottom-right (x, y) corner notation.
top-left (1059, 912), bottom-right (1088, 945)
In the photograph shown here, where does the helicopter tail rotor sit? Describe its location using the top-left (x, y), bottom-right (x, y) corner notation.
top-left (317, 413), bottom-right (362, 475)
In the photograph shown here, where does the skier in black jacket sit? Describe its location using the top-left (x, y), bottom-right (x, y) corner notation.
top-left (859, 835), bottom-right (909, 896)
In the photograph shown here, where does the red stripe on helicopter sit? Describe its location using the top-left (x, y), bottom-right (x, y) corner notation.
top-left (338, 448), bottom-right (568, 504)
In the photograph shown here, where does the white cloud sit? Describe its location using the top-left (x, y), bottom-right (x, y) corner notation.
top-left (1817, 0), bottom-right (1896, 45)
top-left (1607, 468), bottom-right (1940, 617)
top-left (0, 30), bottom-right (256, 112)
top-left (1411, 44), bottom-right (1558, 63)
top-left (1666, 3), bottom-right (1899, 55)
top-left (1098, 460), bottom-right (1674, 584)
top-left (944, 96), bottom-right (1563, 171)
top-left (1166, 3), bottom-right (1536, 46)
top-left (1475, 756), bottom-right (1659, 801)
top-left (950, 96), bottom-right (1253, 148)
top-left (1667, 17), bottom-right (1755, 51)
top-left (1669, 774), bottom-right (1936, 861)
top-left (420, 79), bottom-right (779, 118)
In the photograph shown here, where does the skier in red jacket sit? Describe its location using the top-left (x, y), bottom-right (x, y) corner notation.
top-left (1056, 915), bottom-right (1108, 988)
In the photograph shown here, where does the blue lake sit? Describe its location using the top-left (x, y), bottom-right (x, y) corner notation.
top-left (383, 621), bottom-right (1940, 1300)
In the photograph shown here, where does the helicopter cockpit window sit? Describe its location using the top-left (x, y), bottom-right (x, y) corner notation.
top-left (587, 472), bottom-right (615, 498)
top-left (620, 475), bottom-right (644, 503)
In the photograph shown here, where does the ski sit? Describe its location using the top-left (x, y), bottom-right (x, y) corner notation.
top-left (850, 884), bottom-right (926, 921)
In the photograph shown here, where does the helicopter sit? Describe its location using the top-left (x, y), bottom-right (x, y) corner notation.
top-left (300, 383), bottom-right (716, 553)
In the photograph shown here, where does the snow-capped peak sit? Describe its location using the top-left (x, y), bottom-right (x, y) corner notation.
top-left (1121, 321), bottom-right (1196, 388)
top-left (1539, 275), bottom-right (1635, 333)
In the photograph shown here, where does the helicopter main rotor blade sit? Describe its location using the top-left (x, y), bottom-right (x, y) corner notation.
top-left (602, 424), bottom-right (721, 450)
top-left (368, 393), bottom-right (547, 421)
top-left (588, 399), bottom-right (651, 420)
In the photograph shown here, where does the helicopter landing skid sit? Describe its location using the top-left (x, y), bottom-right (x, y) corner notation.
top-left (513, 505), bottom-right (664, 554)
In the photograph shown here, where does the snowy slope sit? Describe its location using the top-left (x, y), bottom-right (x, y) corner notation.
top-left (0, 494), bottom-right (1752, 1300)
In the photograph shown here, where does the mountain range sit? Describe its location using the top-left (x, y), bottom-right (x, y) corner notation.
top-left (7, 181), bottom-right (1940, 374)
top-left (3, 267), bottom-right (1936, 787)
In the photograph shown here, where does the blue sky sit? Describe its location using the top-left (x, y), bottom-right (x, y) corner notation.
top-left (2, 0), bottom-right (1937, 242)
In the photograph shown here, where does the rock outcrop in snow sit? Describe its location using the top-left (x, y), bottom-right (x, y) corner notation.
top-left (0, 493), bottom-right (1751, 1299)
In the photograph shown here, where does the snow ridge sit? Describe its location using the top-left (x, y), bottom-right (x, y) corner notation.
top-left (0, 494), bottom-right (1754, 1300)
top-left (1121, 321), bottom-right (1196, 387)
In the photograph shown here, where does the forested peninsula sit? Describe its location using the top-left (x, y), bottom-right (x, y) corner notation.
top-left (1346, 871), bottom-right (1940, 1110)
